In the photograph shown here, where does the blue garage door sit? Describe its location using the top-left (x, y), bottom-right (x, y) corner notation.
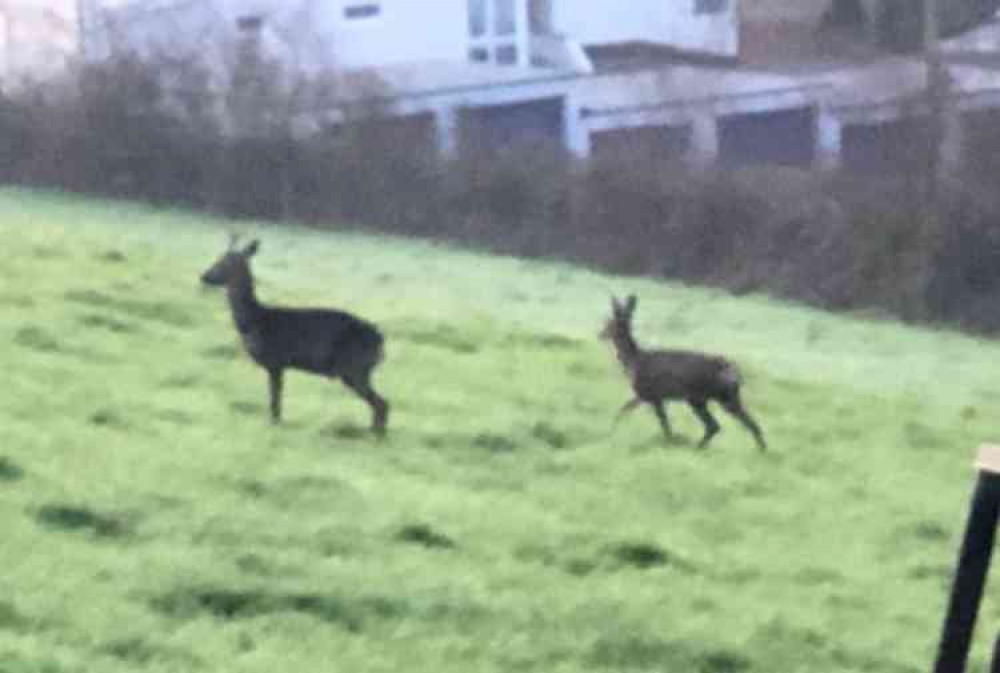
top-left (718, 106), bottom-right (816, 168)
top-left (459, 97), bottom-right (565, 155)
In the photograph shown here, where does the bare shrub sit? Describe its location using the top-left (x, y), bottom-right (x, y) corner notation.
top-left (4, 28), bottom-right (1000, 334)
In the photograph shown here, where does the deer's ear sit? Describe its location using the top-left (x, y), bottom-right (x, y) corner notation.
top-left (243, 240), bottom-right (260, 257)
top-left (623, 294), bottom-right (637, 315)
top-left (610, 295), bottom-right (621, 315)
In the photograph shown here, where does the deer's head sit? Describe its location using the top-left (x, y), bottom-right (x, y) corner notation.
top-left (600, 294), bottom-right (637, 343)
top-left (200, 234), bottom-right (260, 287)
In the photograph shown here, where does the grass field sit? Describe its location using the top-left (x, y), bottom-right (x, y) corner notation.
top-left (2, 187), bottom-right (999, 672)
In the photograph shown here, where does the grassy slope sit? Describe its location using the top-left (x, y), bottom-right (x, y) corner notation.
top-left (1, 188), bottom-right (998, 672)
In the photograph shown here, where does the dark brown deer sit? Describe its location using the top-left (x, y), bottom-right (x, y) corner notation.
top-left (600, 294), bottom-right (766, 451)
top-left (200, 235), bottom-right (389, 435)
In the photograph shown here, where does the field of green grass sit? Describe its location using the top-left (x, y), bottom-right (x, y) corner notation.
top-left (2, 187), bottom-right (1000, 672)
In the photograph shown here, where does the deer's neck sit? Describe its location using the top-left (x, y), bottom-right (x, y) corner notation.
top-left (613, 332), bottom-right (642, 373)
top-left (225, 263), bottom-right (262, 334)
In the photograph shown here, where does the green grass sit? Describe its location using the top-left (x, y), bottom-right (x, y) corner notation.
top-left (1, 187), bottom-right (999, 672)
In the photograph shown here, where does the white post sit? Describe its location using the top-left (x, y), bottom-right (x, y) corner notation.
top-left (434, 105), bottom-right (460, 157)
top-left (815, 107), bottom-right (843, 171)
top-left (515, 0), bottom-right (530, 67)
top-left (688, 115), bottom-right (719, 169)
top-left (941, 104), bottom-right (963, 171)
top-left (485, 0), bottom-right (495, 63)
top-left (924, 0), bottom-right (953, 180)
top-left (563, 95), bottom-right (590, 159)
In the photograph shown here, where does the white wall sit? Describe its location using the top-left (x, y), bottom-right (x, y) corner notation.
top-left (103, 0), bottom-right (740, 71)
top-left (137, 0), bottom-right (471, 69)
top-left (299, 0), bottom-right (469, 69)
top-left (551, 0), bottom-right (739, 57)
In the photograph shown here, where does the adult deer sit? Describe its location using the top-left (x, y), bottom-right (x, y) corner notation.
top-left (600, 294), bottom-right (766, 451)
top-left (200, 235), bottom-right (389, 435)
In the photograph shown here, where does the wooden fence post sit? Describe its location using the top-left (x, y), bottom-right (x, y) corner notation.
top-left (933, 445), bottom-right (1000, 673)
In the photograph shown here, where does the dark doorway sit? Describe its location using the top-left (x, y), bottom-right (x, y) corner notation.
top-left (590, 124), bottom-right (691, 166)
top-left (718, 106), bottom-right (816, 168)
top-left (459, 97), bottom-right (565, 155)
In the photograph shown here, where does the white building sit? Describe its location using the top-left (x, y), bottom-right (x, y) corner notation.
top-left (0, 0), bottom-right (77, 88)
top-left (90, 0), bottom-right (740, 71)
top-left (88, 0), bottom-right (1000, 172)
top-left (86, 0), bottom-right (755, 157)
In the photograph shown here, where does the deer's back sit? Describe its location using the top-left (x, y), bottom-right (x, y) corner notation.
top-left (633, 348), bottom-right (739, 401)
top-left (241, 305), bottom-right (383, 375)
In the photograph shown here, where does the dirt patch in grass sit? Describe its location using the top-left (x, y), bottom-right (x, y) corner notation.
top-left (502, 331), bottom-right (580, 351)
top-left (606, 541), bottom-right (699, 573)
top-left (33, 504), bottom-right (132, 539)
top-left (151, 587), bottom-right (413, 634)
top-left (65, 289), bottom-right (195, 328)
top-left (396, 523), bottom-right (456, 550)
top-left (472, 432), bottom-right (518, 453)
top-left (201, 344), bottom-right (240, 360)
top-left (0, 456), bottom-right (25, 482)
top-left (88, 408), bottom-right (130, 431)
top-left (589, 635), bottom-right (751, 672)
top-left (395, 325), bottom-right (479, 354)
top-left (14, 325), bottom-right (60, 352)
top-left (77, 313), bottom-right (140, 334)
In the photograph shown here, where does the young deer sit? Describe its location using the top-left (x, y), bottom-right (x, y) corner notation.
top-left (200, 235), bottom-right (389, 435)
top-left (600, 294), bottom-right (766, 451)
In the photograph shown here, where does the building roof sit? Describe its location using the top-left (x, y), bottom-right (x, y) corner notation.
top-left (329, 59), bottom-right (578, 105)
top-left (574, 64), bottom-right (826, 126)
top-left (584, 41), bottom-right (740, 72)
top-left (820, 58), bottom-right (1000, 111)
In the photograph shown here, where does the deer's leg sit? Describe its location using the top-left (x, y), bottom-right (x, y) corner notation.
top-left (342, 372), bottom-right (389, 437)
top-left (268, 368), bottom-right (284, 423)
top-left (613, 397), bottom-right (642, 427)
top-left (688, 399), bottom-right (720, 449)
top-left (652, 401), bottom-right (673, 439)
top-left (720, 390), bottom-right (767, 452)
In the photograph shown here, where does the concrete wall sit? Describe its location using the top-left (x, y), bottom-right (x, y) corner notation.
top-left (739, 0), bottom-right (832, 23)
top-left (552, 0), bottom-right (739, 56)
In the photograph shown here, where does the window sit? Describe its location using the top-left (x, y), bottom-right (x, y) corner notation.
top-left (529, 0), bottom-right (553, 34)
top-left (694, 0), bottom-right (727, 14)
top-left (494, 0), bottom-right (515, 36)
top-left (236, 14), bottom-right (263, 32)
top-left (495, 44), bottom-right (518, 64)
top-left (234, 14), bottom-right (263, 79)
top-left (469, 0), bottom-right (486, 37)
top-left (344, 3), bottom-right (380, 20)
top-left (468, 0), bottom-right (522, 66)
